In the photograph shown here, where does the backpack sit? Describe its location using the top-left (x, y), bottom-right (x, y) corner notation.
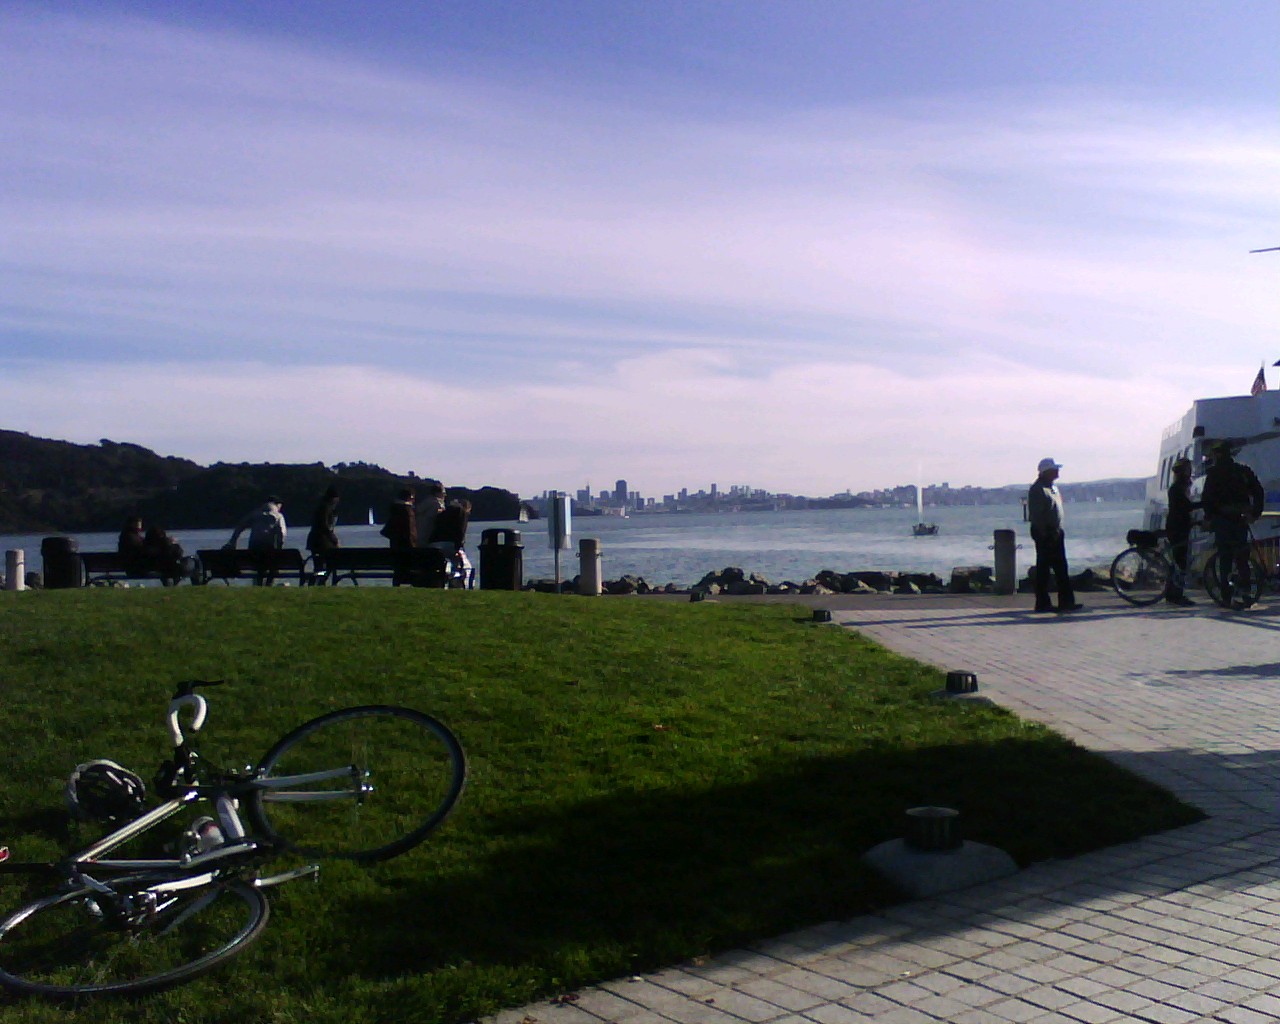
top-left (249, 508), bottom-right (283, 549)
top-left (1209, 462), bottom-right (1262, 516)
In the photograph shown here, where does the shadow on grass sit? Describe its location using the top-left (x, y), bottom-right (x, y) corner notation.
top-left (0, 807), bottom-right (72, 849)
top-left (314, 737), bottom-right (1202, 987)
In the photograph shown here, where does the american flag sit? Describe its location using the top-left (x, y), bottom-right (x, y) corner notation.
top-left (1252, 365), bottom-right (1267, 395)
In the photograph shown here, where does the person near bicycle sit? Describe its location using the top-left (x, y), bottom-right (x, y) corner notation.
top-left (428, 497), bottom-right (473, 587)
top-left (1027, 457), bottom-right (1083, 614)
top-left (1201, 441), bottom-right (1264, 609)
top-left (1163, 456), bottom-right (1201, 606)
top-left (226, 497), bottom-right (288, 586)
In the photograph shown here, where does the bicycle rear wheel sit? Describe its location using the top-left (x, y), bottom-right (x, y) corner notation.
top-left (1203, 550), bottom-right (1266, 609)
top-left (0, 878), bottom-right (267, 998)
top-left (1110, 547), bottom-right (1171, 606)
top-left (250, 706), bottom-right (466, 863)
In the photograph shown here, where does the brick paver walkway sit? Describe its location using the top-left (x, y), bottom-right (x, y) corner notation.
top-left (489, 594), bottom-right (1280, 1024)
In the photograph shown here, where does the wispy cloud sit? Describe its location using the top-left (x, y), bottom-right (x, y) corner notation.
top-left (2, 9), bottom-right (1277, 494)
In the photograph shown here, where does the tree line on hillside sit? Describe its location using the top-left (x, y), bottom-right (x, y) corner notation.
top-left (0, 430), bottom-right (521, 533)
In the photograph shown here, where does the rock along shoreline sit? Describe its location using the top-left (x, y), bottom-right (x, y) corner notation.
top-left (527, 563), bottom-right (1112, 597)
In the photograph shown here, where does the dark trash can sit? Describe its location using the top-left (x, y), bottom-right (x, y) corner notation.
top-left (479, 529), bottom-right (523, 590)
top-left (41, 536), bottom-right (83, 589)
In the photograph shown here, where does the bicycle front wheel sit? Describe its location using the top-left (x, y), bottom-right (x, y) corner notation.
top-left (250, 706), bottom-right (467, 863)
top-left (1110, 547), bottom-right (1171, 606)
top-left (0, 879), bottom-right (267, 999)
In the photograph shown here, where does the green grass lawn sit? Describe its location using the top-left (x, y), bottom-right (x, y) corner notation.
top-left (0, 589), bottom-right (1201, 1023)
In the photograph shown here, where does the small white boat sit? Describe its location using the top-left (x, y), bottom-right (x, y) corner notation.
top-left (367, 507), bottom-right (375, 526)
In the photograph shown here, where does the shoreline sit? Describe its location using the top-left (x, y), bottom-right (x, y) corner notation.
top-left (1, 503), bottom-right (1142, 592)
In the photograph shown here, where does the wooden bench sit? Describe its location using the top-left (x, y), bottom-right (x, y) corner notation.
top-left (195, 548), bottom-right (312, 586)
top-left (321, 547), bottom-right (471, 588)
top-left (79, 552), bottom-right (194, 587)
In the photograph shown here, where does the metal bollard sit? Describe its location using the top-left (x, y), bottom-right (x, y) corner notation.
top-left (945, 670), bottom-right (978, 693)
top-left (4, 550), bottom-right (23, 591)
top-left (904, 806), bottom-right (961, 852)
top-left (992, 529), bottom-right (1017, 595)
top-left (577, 538), bottom-right (602, 596)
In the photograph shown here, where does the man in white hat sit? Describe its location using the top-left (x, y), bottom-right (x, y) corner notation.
top-left (1027, 458), bottom-right (1082, 613)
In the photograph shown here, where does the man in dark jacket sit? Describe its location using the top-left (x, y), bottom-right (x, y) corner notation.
top-left (1200, 441), bottom-right (1264, 608)
top-left (1163, 457), bottom-right (1200, 606)
top-left (428, 498), bottom-right (473, 587)
top-left (382, 489), bottom-right (417, 586)
top-left (306, 485), bottom-right (341, 579)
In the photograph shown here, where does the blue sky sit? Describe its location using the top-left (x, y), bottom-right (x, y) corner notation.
top-left (3, 1), bottom-right (1277, 498)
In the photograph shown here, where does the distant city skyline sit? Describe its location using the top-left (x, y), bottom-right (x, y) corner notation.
top-left (557, 473), bottom-right (1144, 509)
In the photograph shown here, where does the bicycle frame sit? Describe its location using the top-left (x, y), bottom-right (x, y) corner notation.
top-left (70, 794), bottom-right (256, 878)
top-left (1, 685), bottom-right (364, 890)
top-left (1160, 524), bottom-right (1218, 590)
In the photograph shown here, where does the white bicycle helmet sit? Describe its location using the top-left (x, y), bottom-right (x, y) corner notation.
top-left (65, 759), bottom-right (147, 823)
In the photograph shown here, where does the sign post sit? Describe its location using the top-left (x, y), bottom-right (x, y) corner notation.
top-left (547, 493), bottom-right (572, 588)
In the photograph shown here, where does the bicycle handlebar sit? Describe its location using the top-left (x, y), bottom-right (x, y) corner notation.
top-left (168, 691), bottom-right (208, 747)
top-left (167, 695), bottom-right (207, 748)
top-left (166, 681), bottom-right (227, 747)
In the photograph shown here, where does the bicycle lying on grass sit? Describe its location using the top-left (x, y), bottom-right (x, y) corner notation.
top-left (0, 680), bottom-right (466, 999)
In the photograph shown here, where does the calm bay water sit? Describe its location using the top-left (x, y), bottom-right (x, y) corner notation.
top-left (1, 501), bottom-right (1143, 587)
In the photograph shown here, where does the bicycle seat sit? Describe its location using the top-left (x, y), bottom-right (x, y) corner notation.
top-left (1126, 529), bottom-right (1165, 548)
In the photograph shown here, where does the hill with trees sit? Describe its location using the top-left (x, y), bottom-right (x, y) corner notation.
top-left (0, 430), bottom-right (521, 532)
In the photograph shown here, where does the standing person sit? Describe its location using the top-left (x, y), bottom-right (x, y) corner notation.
top-left (381, 488), bottom-right (417, 585)
top-left (428, 498), bottom-right (472, 587)
top-left (306, 485), bottom-right (341, 580)
top-left (1163, 457), bottom-right (1201, 606)
top-left (226, 497), bottom-right (287, 586)
top-left (1027, 458), bottom-right (1083, 614)
top-left (1201, 441), bottom-right (1264, 609)
top-left (415, 481), bottom-right (446, 549)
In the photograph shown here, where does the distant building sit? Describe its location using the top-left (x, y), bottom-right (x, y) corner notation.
top-left (614, 479), bottom-right (627, 504)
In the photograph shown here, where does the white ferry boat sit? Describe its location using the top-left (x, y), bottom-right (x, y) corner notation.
top-left (1146, 389), bottom-right (1280, 549)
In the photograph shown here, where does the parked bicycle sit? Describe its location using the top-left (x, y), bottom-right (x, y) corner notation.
top-left (1110, 529), bottom-right (1180, 606)
top-left (0, 680), bottom-right (466, 998)
top-left (1110, 526), bottom-right (1269, 609)
top-left (1201, 522), bottom-right (1268, 610)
